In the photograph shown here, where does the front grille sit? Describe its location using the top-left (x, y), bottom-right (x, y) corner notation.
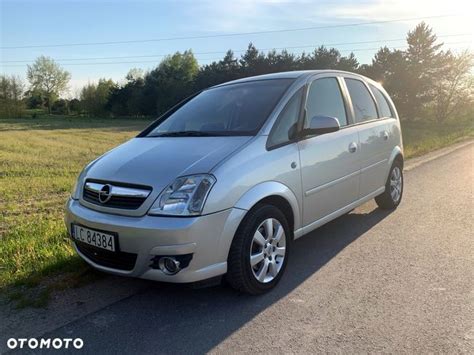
top-left (82, 181), bottom-right (151, 210)
top-left (83, 189), bottom-right (146, 209)
top-left (75, 240), bottom-right (137, 271)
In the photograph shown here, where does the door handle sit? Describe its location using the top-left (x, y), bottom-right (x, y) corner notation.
top-left (382, 131), bottom-right (389, 140)
top-left (348, 142), bottom-right (357, 153)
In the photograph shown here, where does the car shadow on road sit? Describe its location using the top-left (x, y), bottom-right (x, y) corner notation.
top-left (57, 206), bottom-right (393, 353)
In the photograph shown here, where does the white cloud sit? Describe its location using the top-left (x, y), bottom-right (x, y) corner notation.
top-left (179, 0), bottom-right (332, 33)
top-left (189, 0), bottom-right (473, 49)
top-left (328, 0), bottom-right (468, 19)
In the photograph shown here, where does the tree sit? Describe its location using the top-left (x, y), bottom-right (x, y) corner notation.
top-left (25, 89), bottom-right (46, 109)
top-left (126, 68), bottom-right (144, 82)
top-left (80, 83), bottom-right (96, 116)
top-left (194, 50), bottom-right (242, 90)
top-left (265, 49), bottom-right (298, 73)
top-left (0, 75), bottom-right (25, 118)
top-left (298, 46), bottom-right (359, 71)
top-left (51, 99), bottom-right (69, 115)
top-left (337, 52), bottom-right (359, 71)
top-left (143, 50), bottom-right (199, 115)
top-left (68, 98), bottom-right (81, 114)
top-left (403, 22), bottom-right (445, 118)
top-left (80, 79), bottom-right (115, 116)
top-left (27, 56), bottom-right (70, 113)
top-left (239, 43), bottom-right (267, 76)
top-left (431, 50), bottom-right (473, 123)
top-left (359, 47), bottom-right (410, 114)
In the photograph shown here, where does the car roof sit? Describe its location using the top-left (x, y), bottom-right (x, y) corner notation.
top-left (212, 70), bottom-right (369, 88)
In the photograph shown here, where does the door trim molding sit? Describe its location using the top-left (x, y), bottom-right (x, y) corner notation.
top-left (304, 170), bottom-right (360, 197)
top-left (360, 158), bottom-right (388, 173)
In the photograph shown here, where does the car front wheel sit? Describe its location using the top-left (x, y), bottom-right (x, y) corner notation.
top-left (226, 204), bottom-right (290, 294)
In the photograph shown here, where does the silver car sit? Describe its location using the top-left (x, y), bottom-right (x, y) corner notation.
top-left (65, 70), bottom-right (404, 294)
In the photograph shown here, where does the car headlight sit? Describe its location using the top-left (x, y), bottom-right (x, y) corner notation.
top-left (71, 157), bottom-right (100, 200)
top-left (71, 168), bottom-right (87, 200)
top-left (149, 174), bottom-right (216, 216)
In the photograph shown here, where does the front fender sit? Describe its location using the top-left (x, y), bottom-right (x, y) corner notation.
top-left (234, 181), bottom-right (301, 232)
top-left (209, 182), bottom-right (301, 265)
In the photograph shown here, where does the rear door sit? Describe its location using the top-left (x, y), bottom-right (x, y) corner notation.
top-left (343, 77), bottom-right (388, 198)
top-left (298, 75), bottom-right (360, 227)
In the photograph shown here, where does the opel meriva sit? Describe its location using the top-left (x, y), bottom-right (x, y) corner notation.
top-left (66, 70), bottom-right (404, 294)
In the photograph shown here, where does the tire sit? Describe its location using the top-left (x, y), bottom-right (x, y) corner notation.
top-left (226, 204), bottom-right (290, 294)
top-left (375, 159), bottom-right (404, 210)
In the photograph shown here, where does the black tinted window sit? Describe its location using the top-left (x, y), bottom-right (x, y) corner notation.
top-left (147, 79), bottom-right (294, 136)
top-left (345, 79), bottom-right (378, 122)
top-left (369, 84), bottom-right (394, 118)
top-left (268, 88), bottom-right (303, 147)
top-left (305, 78), bottom-right (347, 127)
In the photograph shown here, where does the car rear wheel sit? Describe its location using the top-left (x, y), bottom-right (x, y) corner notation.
top-left (375, 159), bottom-right (403, 209)
top-left (227, 204), bottom-right (290, 294)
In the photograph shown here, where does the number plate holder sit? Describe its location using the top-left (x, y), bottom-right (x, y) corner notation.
top-left (71, 223), bottom-right (119, 252)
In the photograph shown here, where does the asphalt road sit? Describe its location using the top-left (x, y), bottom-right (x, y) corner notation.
top-left (30, 144), bottom-right (474, 353)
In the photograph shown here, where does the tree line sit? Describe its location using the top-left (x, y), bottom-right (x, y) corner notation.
top-left (1, 22), bottom-right (472, 123)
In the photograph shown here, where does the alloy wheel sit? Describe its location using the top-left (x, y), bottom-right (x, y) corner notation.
top-left (249, 218), bottom-right (286, 283)
top-left (390, 166), bottom-right (402, 203)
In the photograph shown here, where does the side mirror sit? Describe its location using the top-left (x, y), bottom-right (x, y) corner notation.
top-left (302, 115), bottom-right (340, 136)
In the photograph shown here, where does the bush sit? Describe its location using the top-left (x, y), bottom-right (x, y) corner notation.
top-left (51, 99), bottom-right (69, 115)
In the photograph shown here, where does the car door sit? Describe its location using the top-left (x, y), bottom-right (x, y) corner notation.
top-left (343, 77), bottom-right (390, 198)
top-left (298, 75), bottom-right (360, 228)
top-left (368, 82), bottom-right (401, 175)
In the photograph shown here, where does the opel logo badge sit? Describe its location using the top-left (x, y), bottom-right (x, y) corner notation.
top-left (98, 184), bottom-right (113, 203)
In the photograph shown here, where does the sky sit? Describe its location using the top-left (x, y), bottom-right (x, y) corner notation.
top-left (0, 0), bottom-right (472, 97)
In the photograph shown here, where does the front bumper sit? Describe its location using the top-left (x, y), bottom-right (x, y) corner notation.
top-left (65, 198), bottom-right (246, 283)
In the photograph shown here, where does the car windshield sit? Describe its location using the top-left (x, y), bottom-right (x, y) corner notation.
top-left (146, 79), bottom-right (294, 137)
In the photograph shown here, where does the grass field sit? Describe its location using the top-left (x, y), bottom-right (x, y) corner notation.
top-left (0, 116), bottom-right (472, 307)
top-left (0, 117), bottom-right (150, 307)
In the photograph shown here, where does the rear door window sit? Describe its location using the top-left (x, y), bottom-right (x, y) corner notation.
top-left (369, 84), bottom-right (394, 118)
top-left (305, 78), bottom-right (348, 127)
top-left (345, 79), bottom-right (378, 122)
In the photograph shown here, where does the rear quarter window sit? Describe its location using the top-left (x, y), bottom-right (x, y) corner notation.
top-left (345, 78), bottom-right (378, 122)
top-left (369, 84), bottom-right (394, 118)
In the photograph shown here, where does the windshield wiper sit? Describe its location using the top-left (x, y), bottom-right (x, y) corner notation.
top-left (150, 131), bottom-right (225, 137)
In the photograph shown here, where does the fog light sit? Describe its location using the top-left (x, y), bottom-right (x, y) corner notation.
top-left (158, 257), bottom-right (181, 275)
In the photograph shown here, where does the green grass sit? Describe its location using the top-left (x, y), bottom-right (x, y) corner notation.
top-left (0, 116), bottom-right (472, 307)
top-left (402, 119), bottom-right (474, 158)
top-left (0, 116), bottom-right (150, 307)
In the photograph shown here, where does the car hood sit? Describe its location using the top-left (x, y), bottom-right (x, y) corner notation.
top-left (85, 136), bottom-right (251, 190)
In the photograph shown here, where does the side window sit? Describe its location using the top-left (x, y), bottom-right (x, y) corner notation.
top-left (267, 88), bottom-right (303, 147)
top-left (345, 79), bottom-right (378, 122)
top-left (369, 84), bottom-right (394, 118)
top-left (305, 78), bottom-right (348, 127)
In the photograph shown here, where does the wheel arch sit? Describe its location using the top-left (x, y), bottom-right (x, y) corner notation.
top-left (388, 146), bottom-right (404, 169)
top-left (234, 181), bottom-right (301, 236)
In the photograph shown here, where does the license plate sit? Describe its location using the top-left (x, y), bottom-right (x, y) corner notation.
top-left (72, 224), bottom-right (116, 252)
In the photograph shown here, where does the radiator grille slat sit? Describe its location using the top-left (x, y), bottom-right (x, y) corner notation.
top-left (82, 181), bottom-right (150, 210)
